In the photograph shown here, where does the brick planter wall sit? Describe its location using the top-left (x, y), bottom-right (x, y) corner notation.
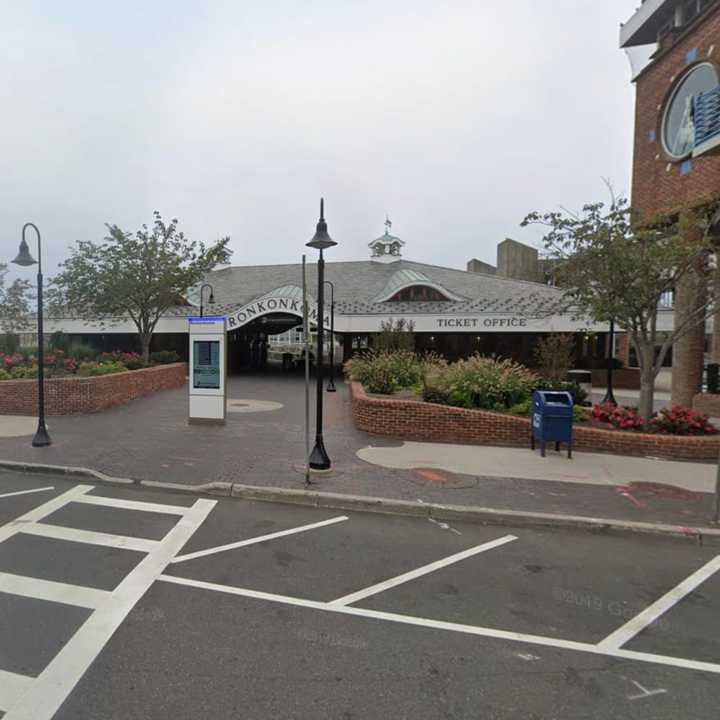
top-left (590, 368), bottom-right (641, 391)
top-left (350, 382), bottom-right (720, 461)
top-left (0, 363), bottom-right (187, 416)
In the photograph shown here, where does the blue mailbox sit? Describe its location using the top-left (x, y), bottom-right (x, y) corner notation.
top-left (531, 390), bottom-right (574, 459)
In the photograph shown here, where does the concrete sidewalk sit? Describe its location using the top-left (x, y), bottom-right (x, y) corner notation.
top-left (358, 442), bottom-right (717, 493)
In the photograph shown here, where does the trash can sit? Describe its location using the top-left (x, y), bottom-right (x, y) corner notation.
top-left (567, 369), bottom-right (592, 405)
top-left (531, 390), bottom-right (574, 459)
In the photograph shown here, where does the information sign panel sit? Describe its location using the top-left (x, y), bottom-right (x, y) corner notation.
top-left (193, 340), bottom-right (220, 389)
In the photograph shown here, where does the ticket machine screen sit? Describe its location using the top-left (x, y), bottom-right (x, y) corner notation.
top-left (193, 340), bottom-right (220, 389)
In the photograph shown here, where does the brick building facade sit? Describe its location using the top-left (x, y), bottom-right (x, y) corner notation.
top-left (621, 0), bottom-right (720, 405)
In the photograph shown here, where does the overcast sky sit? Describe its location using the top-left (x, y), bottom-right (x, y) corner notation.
top-left (1, 0), bottom-right (644, 279)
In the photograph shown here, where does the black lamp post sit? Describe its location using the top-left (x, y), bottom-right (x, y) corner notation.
top-left (324, 280), bottom-right (336, 393)
top-left (601, 318), bottom-right (617, 406)
top-left (199, 283), bottom-right (215, 318)
top-left (306, 198), bottom-right (337, 470)
top-left (11, 223), bottom-right (51, 447)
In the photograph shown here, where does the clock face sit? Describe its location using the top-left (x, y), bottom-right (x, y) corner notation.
top-left (662, 63), bottom-right (719, 159)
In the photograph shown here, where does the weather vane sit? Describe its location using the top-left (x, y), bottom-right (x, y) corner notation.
top-left (385, 214), bottom-right (392, 234)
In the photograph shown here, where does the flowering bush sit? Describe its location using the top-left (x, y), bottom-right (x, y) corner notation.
top-left (649, 405), bottom-right (718, 436)
top-left (345, 350), bottom-right (428, 395)
top-left (2, 353), bottom-right (25, 370)
top-left (77, 361), bottom-right (128, 377)
top-left (100, 351), bottom-right (146, 370)
top-left (591, 402), bottom-right (718, 435)
top-left (423, 355), bottom-right (538, 411)
top-left (0, 348), bottom-right (155, 381)
top-left (591, 403), bottom-right (644, 431)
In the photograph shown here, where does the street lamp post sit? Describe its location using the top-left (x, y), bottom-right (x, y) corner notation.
top-left (601, 318), bottom-right (617, 406)
top-left (11, 223), bottom-right (51, 447)
top-left (199, 283), bottom-right (215, 318)
top-left (324, 280), bottom-right (336, 393)
top-left (306, 199), bottom-right (337, 470)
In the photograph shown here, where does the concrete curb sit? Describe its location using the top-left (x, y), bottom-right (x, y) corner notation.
top-left (2, 459), bottom-right (719, 546)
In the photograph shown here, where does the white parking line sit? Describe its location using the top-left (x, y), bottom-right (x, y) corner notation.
top-left (597, 554), bottom-right (720, 651)
top-left (73, 494), bottom-right (190, 516)
top-left (171, 515), bottom-right (349, 564)
top-left (19, 523), bottom-right (159, 553)
top-left (0, 487), bottom-right (54, 500)
top-left (0, 485), bottom-right (93, 545)
top-left (0, 670), bottom-right (33, 714)
top-left (0, 572), bottom-right (110, 610)
top-left (156, 574), bottom-right (720, 676)
top-left (327, 535), bottom-right (517, 607)
top-left (3, 498), bottom-right (217, 720)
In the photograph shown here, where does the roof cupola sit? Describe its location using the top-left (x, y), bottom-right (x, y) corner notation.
top-left (369, 216), bottom-right (404, 263)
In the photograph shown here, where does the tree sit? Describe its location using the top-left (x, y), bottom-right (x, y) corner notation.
top-left (534, 333), bottom-right (575, 383)
top-left (0, 263), bottom-right (31, 350)
top-left (51, 212), bottom-right (231, 361)
top-left (522, 196), bottom-right (717, 421)
top-left (374, 319), bottom-right (416, 352)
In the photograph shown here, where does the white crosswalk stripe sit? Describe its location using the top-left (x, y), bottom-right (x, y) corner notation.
top-left (0, 485), bottom-right (216, 719)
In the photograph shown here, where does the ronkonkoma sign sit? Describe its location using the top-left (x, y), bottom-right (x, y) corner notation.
top-left (226, 295), bottom-right (330, 330)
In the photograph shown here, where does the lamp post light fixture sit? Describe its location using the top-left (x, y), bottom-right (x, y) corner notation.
top-left (199, 283), bottom-right (215, 318)
top-left (306, 198), bottom-right (337, 470)
top-left (601, 318), bottom-right (618, 406)
top-left (324, 280), bottom-right (336, 393)
top-left (11, 223), bottom-right (51, 447)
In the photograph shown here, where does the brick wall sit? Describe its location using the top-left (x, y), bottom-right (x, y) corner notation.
top-left (0, 363), bottom-right (187, 416)
top-left (350, 382), bottom-right (720, 460)
top-left (693, 392), bottom-right (720, 416)
top-left (632, 6), bottom-right (720, 217)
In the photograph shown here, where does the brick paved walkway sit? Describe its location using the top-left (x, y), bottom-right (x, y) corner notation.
top-left (1, 370), bottom-right (717, 526)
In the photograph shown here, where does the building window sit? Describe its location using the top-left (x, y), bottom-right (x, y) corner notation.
top-left (387, 285), bottom-right (451, 302)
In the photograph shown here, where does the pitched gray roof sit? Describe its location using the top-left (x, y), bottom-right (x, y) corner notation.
top-left (184, 259), bottom-right (568, 317)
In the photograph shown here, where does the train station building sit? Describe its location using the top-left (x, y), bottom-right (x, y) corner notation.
top-left (44, 225), bottom-right (616, 373)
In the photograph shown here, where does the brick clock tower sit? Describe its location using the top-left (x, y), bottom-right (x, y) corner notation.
top-left (621, 0), bottom-right (720, 406)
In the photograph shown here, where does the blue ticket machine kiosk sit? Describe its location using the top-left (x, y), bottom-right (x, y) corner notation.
top-left (188, 316), bottom-right (227, 425)
top-left (531, 390), bottom-right (573, 459)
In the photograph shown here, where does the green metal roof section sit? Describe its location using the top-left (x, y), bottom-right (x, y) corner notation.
top-left (371, 268), bottom-right (466, 303)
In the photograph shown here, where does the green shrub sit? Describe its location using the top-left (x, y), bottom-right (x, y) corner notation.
top-left (536, 379), bottom-right (588, 405)
top-left (77, 361), bottom-right (127, 377)
top-left (17, 346), bottom-right (38, 361)
top-left (149, 350), bottom-right (180, 365)
top-left (344, 350), bottom-right (425, 395)
top-left (507, 399), bottom-right (532, 416)
top-left (71, 344), bottom-right (97, 361)
top-left (0, 334), bottom-right (19, 355)
top-left (9, 365), bottom-right (39, 379)
top-left (573, 405), bottom-right (589, 423)
top-left (425, 355), bottom-right (538, 411)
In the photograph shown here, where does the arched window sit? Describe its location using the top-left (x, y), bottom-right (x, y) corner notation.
top-left (388, 285), bottom-right (451, 302)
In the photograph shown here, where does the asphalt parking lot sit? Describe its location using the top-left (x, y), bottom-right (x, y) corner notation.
top-left (0, 470), bottom-right (718, 719)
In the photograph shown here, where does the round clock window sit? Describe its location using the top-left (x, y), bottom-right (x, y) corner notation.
top-left (662, 63), bottom-right (719, 160)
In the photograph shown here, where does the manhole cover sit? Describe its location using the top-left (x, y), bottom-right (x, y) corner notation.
top-left (227, 399), bottom-right (283, 414)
